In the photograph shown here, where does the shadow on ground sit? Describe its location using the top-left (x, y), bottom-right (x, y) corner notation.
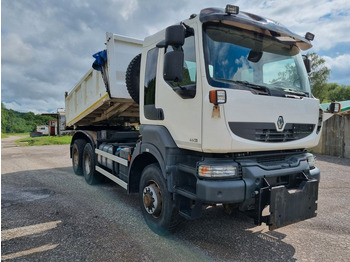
top-left (2, 167), bottom-right (296, 261)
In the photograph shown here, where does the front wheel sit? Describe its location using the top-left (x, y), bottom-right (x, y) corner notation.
top-left (139, 164), bottom-right (179, 235)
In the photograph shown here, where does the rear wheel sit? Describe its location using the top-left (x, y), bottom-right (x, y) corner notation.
top-left (83, 143), bottom-right (100, 185)
top-left (72, 139), bottom-right (86, 175)
top-left (139, 164), bottom-right (179, 235)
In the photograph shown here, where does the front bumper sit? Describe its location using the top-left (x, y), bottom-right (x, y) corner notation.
top-left (196, 179), bottom-right (245, 203)
top-left (194, 154), bottom-right (320, 229)
top-left (196, 162), bottom-right (320, 204)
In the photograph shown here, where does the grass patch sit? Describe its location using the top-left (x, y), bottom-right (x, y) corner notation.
top-left (12, 133), bottom-right (30, 136)
top-left (16, 135), bottom-right (72, 146)
top-left (2, 132), bottom-right (30, 138)
top-left (1, 133), bottom-right (9, 139)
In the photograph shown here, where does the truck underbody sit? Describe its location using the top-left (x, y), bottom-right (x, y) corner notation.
top-left (70, 125), bottom-right (319, 232)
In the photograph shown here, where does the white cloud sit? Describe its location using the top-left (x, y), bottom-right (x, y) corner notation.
top-left (323, 54), bottom-right (350, 84)
top-left (119, 0), bottom-right (139, 20)
top-left (2, 34), bottom-right (34, 63)
top-left (234, 0), bottom-right (350, 52)
top-left (324, 54), bottom-right (350, 70)
top-left (2, 99), bottom-right (60, 114)
top-left (1, 0), bottom-right (349, 113)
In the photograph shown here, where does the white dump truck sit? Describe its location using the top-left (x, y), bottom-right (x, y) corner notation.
top-left (65, 5), bottom-right (339, 234)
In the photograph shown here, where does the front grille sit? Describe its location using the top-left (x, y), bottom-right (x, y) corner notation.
top-left (256, 124), bottom-right (314, 142)
top-left (265, 172), bottom-right (308, 188)
top-left (256, 155), bottom-right (288, 166)
top-left (229, 122), bottom-right (315, 143)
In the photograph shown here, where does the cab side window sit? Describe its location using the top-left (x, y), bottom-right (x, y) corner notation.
top-left (165, 35), bottom-right (196, 99)
top-left (144, 47), bottom-right (163, 120)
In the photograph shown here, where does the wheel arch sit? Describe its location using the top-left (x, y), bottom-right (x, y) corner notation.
top-left (128, 146), bottom-right (165, 194)
top-left (128, 125), bottom-right (180, 194)
top-left (70, 130), bottom-right (97, 158)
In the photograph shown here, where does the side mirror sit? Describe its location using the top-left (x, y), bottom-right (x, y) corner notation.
top-left (163, 50), bottom-right (184, 82)
top-left (165, 25), bottom-right (185, 47)
top-left (303, 55), bottom-right (311, 73)
top-left (328, 102), bottom-right (341, 113)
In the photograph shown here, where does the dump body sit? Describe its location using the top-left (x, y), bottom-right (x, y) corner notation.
top-left (65, 34), bottom-right (142, 127)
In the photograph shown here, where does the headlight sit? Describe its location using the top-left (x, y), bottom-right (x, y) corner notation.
top-left (198, 165), bottom-right (238, 178)
top-left (307, 155), bottom-right (316, 168)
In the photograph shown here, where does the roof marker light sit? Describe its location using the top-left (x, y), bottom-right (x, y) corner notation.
top-left (225, 5), bottom-right (239, 15)
top-left (305, 32), bottom-right (315, 41)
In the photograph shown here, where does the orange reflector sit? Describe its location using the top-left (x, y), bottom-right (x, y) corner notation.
top-left (209, 90), bottom-right (217, 104)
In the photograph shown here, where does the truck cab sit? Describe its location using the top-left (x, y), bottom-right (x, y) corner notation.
top-left (140, 7), bottom-right (321, 153)
top-left (131, 6), bottom-right (321, 233)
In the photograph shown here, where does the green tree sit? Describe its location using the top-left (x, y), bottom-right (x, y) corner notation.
top-left (308, 52), bottom-right (331, 102)
top-left (1, 104), bottom-right (55, 133)
top-left (326, 83), bottom-right (350, 102)
top-left (1, 103), bottom-right (9, 132)
top-left (272, 63), bottom-right (299, 87)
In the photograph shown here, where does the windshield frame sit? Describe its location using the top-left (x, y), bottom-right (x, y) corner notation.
top-left (202, 22), bottom-right (311, 97)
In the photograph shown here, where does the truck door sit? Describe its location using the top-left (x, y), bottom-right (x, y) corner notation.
top-left (154, 30), bottom-right (202, 151)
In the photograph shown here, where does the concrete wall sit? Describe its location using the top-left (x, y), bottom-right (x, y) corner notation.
top-left (312, 114), bottom-right (350, 158)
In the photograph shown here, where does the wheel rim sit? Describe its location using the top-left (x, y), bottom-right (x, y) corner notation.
top-left (143, 181), bottom-right (162, 217)
top-left (84, 153), bottom-right (91, 175)
top-left (73, 148), bottom-right (79, 167)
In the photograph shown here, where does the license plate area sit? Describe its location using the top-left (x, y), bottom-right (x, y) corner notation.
top-left (269, 179), bottom-right (318, 230)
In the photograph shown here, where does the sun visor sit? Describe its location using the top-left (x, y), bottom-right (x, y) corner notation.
top-left (200, 8), bottom-right (313, 50)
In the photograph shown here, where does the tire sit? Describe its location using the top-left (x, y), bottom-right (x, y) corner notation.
top-left (82, 143), bottom-right (100, 185)
top-left (72, 139), bottom-right (86, 175)
top-left (125, 54), bottom-right (141, 104)
top-left (139, 164), bottom-right (179, 235)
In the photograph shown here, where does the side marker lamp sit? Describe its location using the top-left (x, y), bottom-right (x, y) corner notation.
top-left (209, 90), bottom-right (227, 105)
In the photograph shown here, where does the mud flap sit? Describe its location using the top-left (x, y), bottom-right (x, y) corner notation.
top-left (269, 179), bottom-right (318, 230)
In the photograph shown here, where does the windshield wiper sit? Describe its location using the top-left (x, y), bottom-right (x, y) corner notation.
top-left (215, 79), bottom-right (270, 94)
top-left (275, 87), bottom-right (309, 97)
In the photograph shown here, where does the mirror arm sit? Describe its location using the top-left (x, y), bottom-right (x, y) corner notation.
top-left (181, 22), bottom-right (194, 37)
top-left (156, 40), bottom-right (167, 48)
top-left (302, 55), bottom-right (311, 73)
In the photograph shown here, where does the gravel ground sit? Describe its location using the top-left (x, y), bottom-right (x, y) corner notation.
top-left (1, 136), bottom-right (350, 261)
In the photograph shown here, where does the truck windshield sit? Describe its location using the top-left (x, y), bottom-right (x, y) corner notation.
top-left (203, 23), bottom-right (311, 97)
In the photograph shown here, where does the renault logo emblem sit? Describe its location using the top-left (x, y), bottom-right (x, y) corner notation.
top-left (277, 116), bottom-right (284, 130)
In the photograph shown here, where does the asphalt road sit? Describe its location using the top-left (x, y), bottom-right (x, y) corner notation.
top-left (1, 136), bottom-right (350, 261)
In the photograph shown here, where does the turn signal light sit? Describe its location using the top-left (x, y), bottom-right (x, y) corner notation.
top-left (209, 90), bottom-right (227, 105)
top-left (198, 165), bottom-right (237, 178)
top-left (307, 155), bottom-right (316, 169)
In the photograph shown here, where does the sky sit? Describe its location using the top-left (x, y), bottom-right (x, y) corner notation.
top-left (1, 0), bottom-right (350, 113)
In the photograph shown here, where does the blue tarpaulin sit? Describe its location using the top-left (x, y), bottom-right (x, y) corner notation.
top-left (92, 50), bottom-right (107, 71)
